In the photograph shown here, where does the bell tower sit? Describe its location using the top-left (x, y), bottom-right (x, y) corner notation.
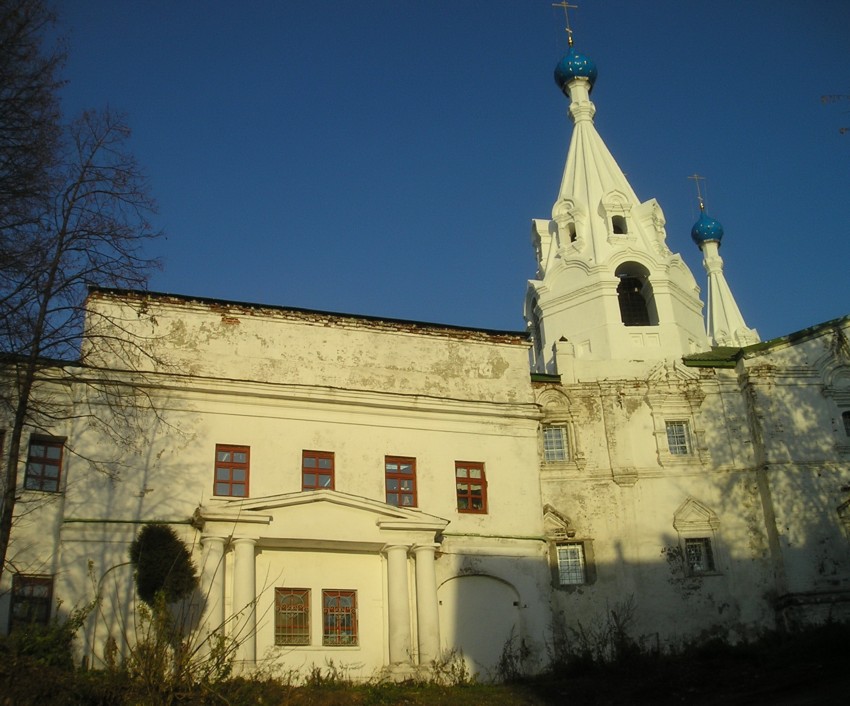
top-left (526, 36), bottom-right (709, 375)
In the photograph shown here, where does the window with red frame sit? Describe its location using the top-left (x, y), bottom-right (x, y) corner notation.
top-left (9, 575), bottom-right (53, 630)
top-left (322, 589), bottom-right (357, 646)
top-left (455, 461), bottom-right (487, 513)
top-left (274, 588), bottom-right (310, 645)
top-left (214, 444), bottom-right (249, 497)
top-left (385, 456), bottom-right (416, 507)
top-left (302, 450), bottom-right (334, 490)
top-left (24, 438), bottom-right (64, 492)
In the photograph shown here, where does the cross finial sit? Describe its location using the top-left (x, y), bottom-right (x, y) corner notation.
top-left (552, 2), bottom-right (578, 47)
top-left (688, 173), bottom-right (706, 210)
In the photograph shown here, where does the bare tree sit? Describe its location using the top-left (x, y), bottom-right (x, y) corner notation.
top-left (0, 107), bottom-right (162, 583)
top-left (0, 0), bottom-right (63, 256)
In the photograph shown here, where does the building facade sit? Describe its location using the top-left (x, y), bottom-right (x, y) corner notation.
top-left (2, 35), bottom-right (849, 679)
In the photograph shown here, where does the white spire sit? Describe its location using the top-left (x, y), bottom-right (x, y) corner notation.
top-left (526, 48), bottom-right (709, 376)
top-left (691, 207), bottom-right (759, 348)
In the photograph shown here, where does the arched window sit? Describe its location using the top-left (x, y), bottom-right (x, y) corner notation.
top-left (612, 215), bottom-right (628, 235)
top-left (617, 277), bottom-right (649, 326)
top-left (615, 262), bottom-right (657, 326)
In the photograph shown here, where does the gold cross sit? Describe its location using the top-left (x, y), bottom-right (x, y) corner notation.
top-left (688, 173), bottom-right (706, 210)
top-left (552, 2), bottom-right (578, 46)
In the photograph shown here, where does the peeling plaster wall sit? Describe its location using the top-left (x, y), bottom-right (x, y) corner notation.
top-left (537, 319), bottom-right (850, 646)
top-left (83, 292), bottom-right (533, 405)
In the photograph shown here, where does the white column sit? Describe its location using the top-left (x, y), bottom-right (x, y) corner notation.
top-left (412, 544), bottom-right (440, 664)
top-left (200, 535), bottom-right (227, 636)
top-left (384, 544), bottom-right (412, 665)
top-left (232, 537), bottom-right (257, 665)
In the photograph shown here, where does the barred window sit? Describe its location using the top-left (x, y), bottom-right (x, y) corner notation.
top-left (556, 543), bottom-right (586, 585)
top-left (9, 575), bottom-right (53, 631)
top-left (666, 421), bottom-right (691, 455)
top-left (543, 425), bottom-right (569, 462)
top-left (274, 588), bottom-right (310, 646)
top-left (322, 590), bottom-right (358, 646)
top-left (685, 538), bottom-right (715, 575)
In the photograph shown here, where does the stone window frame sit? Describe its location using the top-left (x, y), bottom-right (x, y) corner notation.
top-left (322, 589), bottom-right (358, 646)
top-left (274, 587), bottom-right (311, 646)
top-left (24, 436), bottom-right (65, 493)
top-left (302, 450), bottom-right (335, 491)
top-left (544, 505), bottom-right (596, 589)
top-left (600, 190), bottom-right (634, 244)
top-left (646, 371), bottom-right (709, 468)
top-left (537, 389), bottom-right (585, 471)
top-left (672, 498), bottom-right (722, 578)
top-left (455, 461), bottom-right (487, 514)
top-left (213, 444), bottom-right (250, 497)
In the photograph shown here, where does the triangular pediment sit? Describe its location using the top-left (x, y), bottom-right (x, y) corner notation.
top-left (195, 490), bottom-right (449, 551)
top-left (673, 498), bottom-right (719, 532)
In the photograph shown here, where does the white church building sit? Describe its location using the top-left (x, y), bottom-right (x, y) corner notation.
top-left (2, 31), bottom-right (849, 680)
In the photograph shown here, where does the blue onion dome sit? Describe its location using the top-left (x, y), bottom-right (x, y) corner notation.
top-left (554, 46), bottom-right (598, 94)
top-left (691, 210), bottom-right (724, 245)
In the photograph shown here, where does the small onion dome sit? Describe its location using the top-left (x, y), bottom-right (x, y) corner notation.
top-left (554, 46), bottom-right (598, 94)
top-left (691, 210), bottom-right (724, 245)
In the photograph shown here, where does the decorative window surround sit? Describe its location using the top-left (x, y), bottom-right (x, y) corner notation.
top-left (646, 363), bottom-right (709, 467)
top-left (673, 498), bottom-right (722, 577)
top-left (537, 388), bottom-right (586, 471)
top-left (601, 190), bottom-right (633, 244)
top-left (544, 505), bottom-right (596, 588)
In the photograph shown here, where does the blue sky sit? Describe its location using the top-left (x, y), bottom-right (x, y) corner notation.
top-left (53, 1), bottom-right (849, 340)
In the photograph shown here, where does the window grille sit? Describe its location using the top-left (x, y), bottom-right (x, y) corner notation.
top-left (666, 421), bottom-right (691, 455)
top-left (274, 588), bottom-right (310, 645)
top-left (9, 575), bottom-right (53, 630)
top-left (543, 426), bottom-right (569, 462)
top-left (557, 543), bottom-right (586, 585)
top-left (685, 537), bottom-right (715, 574)
top-left (322, 590), bottom-right (358, 646)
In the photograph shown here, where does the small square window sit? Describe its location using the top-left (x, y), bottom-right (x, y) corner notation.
top-left (275, 588), bottom-right (310, 645)
top-left (322, 589), bottom-right (358, 646)
top-left (24, 438), bottom-right (64, 492)
top-left (557, 543), bottom-right (586, 585)
top-left (684, 537), bottom-right (715, 575)
top-left (213, 444), bottom-right (250, 497)
top-left (9, 575), bottom-right (53, 631)
top-left (543, 425), bottom-right (569, 462)
top-left (385, 456), bottom-right (416, 507)
top-left (666, 421), bottom-right (691, 455)
top-left (302, 450), bottom-right (335, 490)
top-left (455, 461), bottom-right (487, 513)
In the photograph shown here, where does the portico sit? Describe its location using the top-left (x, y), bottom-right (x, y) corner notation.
top-left (193, 491), bottom-right (448, 674)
